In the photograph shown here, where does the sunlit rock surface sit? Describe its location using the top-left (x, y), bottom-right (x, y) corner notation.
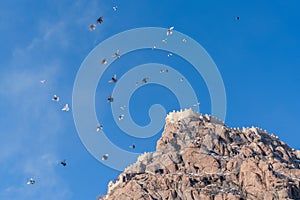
top-left (99, 109), bottom-right (300, 200)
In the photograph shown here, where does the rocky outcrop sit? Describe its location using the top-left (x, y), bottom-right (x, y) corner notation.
top-left (99, 109), bottom-right (300, 200)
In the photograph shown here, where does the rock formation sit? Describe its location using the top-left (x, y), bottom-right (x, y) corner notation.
top-left (99, 109), bottom-right (300, 200)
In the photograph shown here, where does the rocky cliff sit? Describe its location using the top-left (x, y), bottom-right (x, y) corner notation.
top-left (99, 109), bottom-right (300, 200)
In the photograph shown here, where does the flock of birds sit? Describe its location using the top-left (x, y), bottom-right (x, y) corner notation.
top-left (28, 4), bottom-right (241, 185)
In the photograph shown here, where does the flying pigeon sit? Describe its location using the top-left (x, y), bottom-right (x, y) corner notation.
top-left (97, 16), bottom-right (103, 24)
top-left (61, 159), bottom-right (67, 166)
top-left (193, 102), bottom-right (200, 107)
top-left (89, 24), bottom-right (96, 31)
top-left (167, 26), bottom-right (174, 36)
top-left (107, 96), bottom-right (114, 103)
top-left (52, 95), bottom-right (59, 102)
top-left (113, 6), bottom-right (118, 11)
top-left (142, 77), bottom-right (149, 84)
top-left (27, 178), bottom-right (35, 185)
top-left (108, 74), bottom-right (117, 83)
top-left (102, 153), bottom-right (109, 160)
top-left (160, 69), bottom-right (169, 73)
top-left (62, 104), bottom-right (70, 111)
top-left (182, 38), bottom-right (187, 43)
top-left (112, 50), bottom-right (121, 58)
top-left (129, 144), bottom-right (135, 149)
top-left (120, 105), bottom-right (126, 110)
top-left (162, 39), bottom-right (167, 43)
top-left (40, 80), bottom-right (46, 84)
top-left (101, 58), bottom-right (107, 64)
top-left (118, 114), bottom-right (124, 121)
top-left (97, 125), bottom-right (103, 132)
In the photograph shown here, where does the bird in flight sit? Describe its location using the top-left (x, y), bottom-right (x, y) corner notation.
top-left (193, 102), bottom-right (200, 107)
top-left (61, 159), bottom-right (67, 166)
top-left (160, 69), bottom-right (169, 73)
top-left (167, 26), bottom-right (174, 36)
top-left (108, 74), bottom-right (117, 83)
top-left (101, 58), bottom-right (107, 64)
top-left (40, 80), bottom-right (46, 84)
top-left (107, 96), bottom-right (114, 102)
top-left (52, 95), bottom-right (59, 102)
top-left (27, 178), bottom-right (35, 185)
top-left (89, 24), bottom-right (96, 31)
top-left (97, 125), bottom-right (103, 132)
top-left (62, 104), bottom-right (70, 112)
top-left (102, 154), bottom-right (109, 160)
top-left (118, 114), bottom-right (124, 121)
top-left (120, 105), bottom-right (126, 110)
top-left (142, 77), bottom-right (149, 84)
top-left (89, 16), bottom-right (103, 31)
top-left (112, 50), bottom-right (121, 58)
top-left (97, 16), bottom-right (103, 24)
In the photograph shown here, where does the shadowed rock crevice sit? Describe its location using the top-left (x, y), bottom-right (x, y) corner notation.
top-left (99, 109), bottom-right (300, 200)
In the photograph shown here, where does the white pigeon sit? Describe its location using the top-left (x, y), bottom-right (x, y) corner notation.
top-left (167, 53), bottom-right (173, 57)
top-left (96, 125), bottom-right (103, 132)
top-left (160, 69), bottom-right (169, 73)
top-left (180, 78), bottom-right (184, 82)
top-left (112, 50), bottom-right (121, 58)
top-left (27, 178), bottom-right (35, 185)
top-left (120, 105), bottom-right (126, 110)
top-left (102, 154), bottom-right (109, 160)
top-left (162, 39), bottom-right (167, 43)
top-left (167, 26), bottom-right (174, 36)
top-left (52, 95), bottom-right (59, 102)
top-left (182, 38), bottom-right (187, 43)
top-left (193, 102), bottom-right (200, 107)
top-left (152, 45), bottom-right (157, 50)
top-left (62, 104), bottom-right (70, 112)
top-left (113, 6), bottom-right (118, 11)
top-left (40, 80), bottom-right (46, 84)
top-left (118, 114), bottom-right (124, 121)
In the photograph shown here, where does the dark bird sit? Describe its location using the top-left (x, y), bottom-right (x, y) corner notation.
top-left (142, 77), bottom-right (149, 84)
top-left (102, 153), bottom-right (109, 160)
top-left (107, 96), bottom-right (114, 102)
top-left (97, 125), bottom-right (103, 132)
top-left (108, 74), bottom-right (117, 83)
top-left (61, 159), bottom-right (67, 166)
top-left (97, 16), bottom-right (103, 24)
top-left (129, 144), bottom-right (135, 149)
top-left (236, 16), bottom-right (240, 21)
top-left (52, 94), bottom-right (59, 102)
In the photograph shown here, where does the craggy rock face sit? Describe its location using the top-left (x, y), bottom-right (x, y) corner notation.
top-left (99, 110), bottom-right (300, 200)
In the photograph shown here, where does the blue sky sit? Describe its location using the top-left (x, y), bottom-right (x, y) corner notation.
top-left (1, 0), bottom-right (300, 199)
